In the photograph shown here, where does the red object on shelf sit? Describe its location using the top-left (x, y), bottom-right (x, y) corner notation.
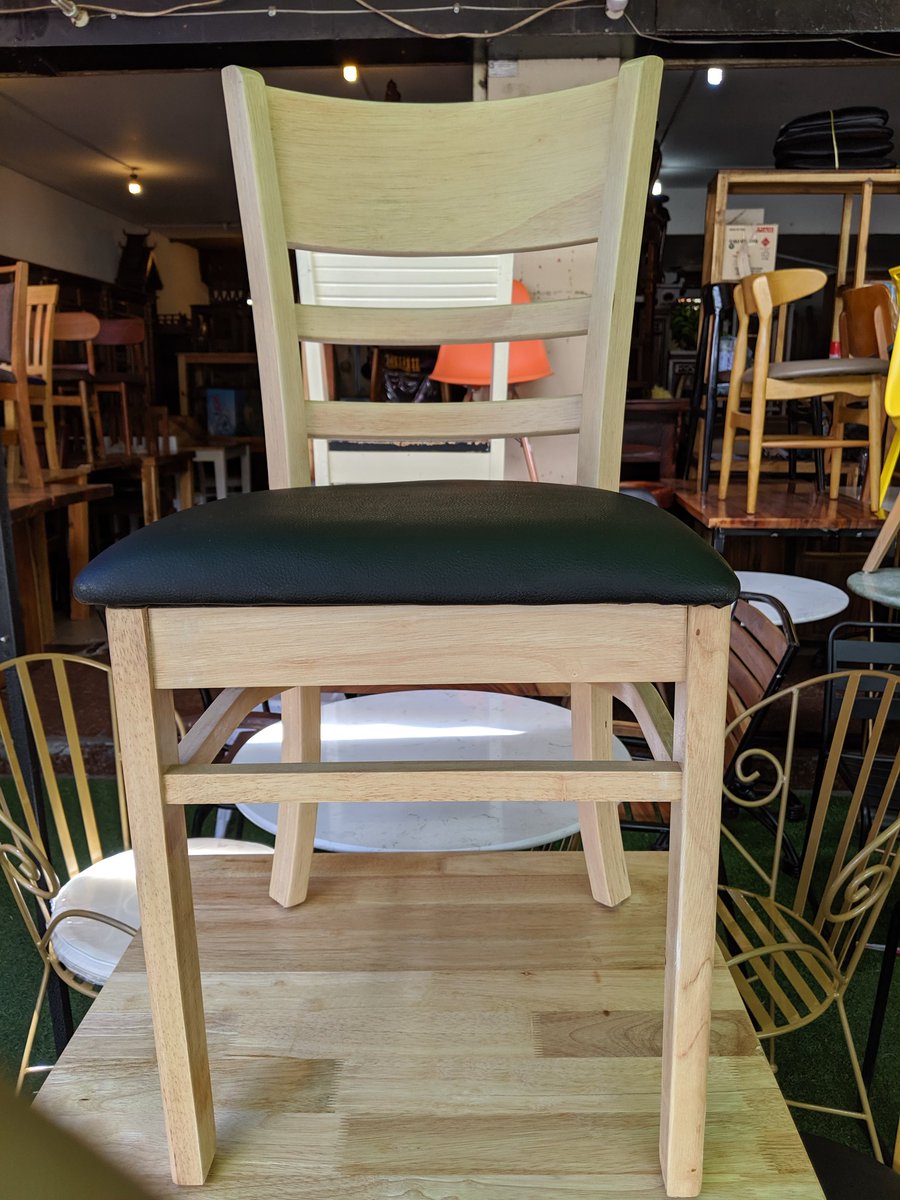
top-left (430, 279), bottom-right (553, 386)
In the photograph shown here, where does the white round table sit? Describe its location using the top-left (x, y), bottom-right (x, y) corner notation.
top-left (736, 570), bottom-right (849, 626)
top-left (233, 689), bottom-right (629, 852)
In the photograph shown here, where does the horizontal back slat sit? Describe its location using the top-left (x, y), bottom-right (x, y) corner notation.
top-left (298, 252), bottom-right (513, 308)
top-left (294, 295), bottom-right (590, 347)
top-left (305, 396), bottom-right (582, 441)
top-left (268, 82), bottom-right (616, 255)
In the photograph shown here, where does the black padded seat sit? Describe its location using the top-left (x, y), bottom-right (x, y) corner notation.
top-left (0, 368), bottom-right (45, 385)
top-left (742, 357), bottom-right (888, 383)
top-left (74, 480), bottom-right (739, 609)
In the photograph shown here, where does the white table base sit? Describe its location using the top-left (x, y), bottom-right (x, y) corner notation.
top-left (232, 689), bottom-right (628, 852)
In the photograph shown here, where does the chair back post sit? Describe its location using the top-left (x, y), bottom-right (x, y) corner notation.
top-left (222, 66), bottom-right (309, 490)
top-left (578, 56), bottom-right (663, 489)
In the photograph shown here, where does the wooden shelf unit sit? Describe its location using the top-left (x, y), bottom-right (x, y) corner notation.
top-left (702, 168), bottom-right (900, 341)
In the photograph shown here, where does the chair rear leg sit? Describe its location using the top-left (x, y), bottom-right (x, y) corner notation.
top-left (269, 685), bottom-right (321, 908)
top-left (572, 682), bottom-right (630, 907)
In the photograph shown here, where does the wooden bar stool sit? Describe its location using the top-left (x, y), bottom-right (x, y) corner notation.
top-left (75, 58), bottom-right (739, 1197)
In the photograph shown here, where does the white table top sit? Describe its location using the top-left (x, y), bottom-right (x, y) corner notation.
top-left (233, 689), bottom-right (628, 852)
top-left (737, 570), bottom-right (849, 626)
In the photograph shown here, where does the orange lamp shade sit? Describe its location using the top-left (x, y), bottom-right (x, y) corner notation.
top-left (430, 279), bottom-right (553, 386)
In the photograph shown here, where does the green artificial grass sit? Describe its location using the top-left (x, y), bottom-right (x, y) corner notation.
top-left (0, 779), bottom-right (896, 1162)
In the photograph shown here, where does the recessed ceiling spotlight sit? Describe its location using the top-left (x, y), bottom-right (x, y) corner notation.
top-left (342, 63), bottom-right (359, 83)
top-left (651, 179), bottom-right (663, 196)
top-left (128, 171), bottom-right (143, 196)
top-left (707, 66), bottom-right (724, 86)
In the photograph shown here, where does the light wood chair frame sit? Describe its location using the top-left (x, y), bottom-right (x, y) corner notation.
top-left (102, 59), bottom-right (734, 1197)
top-left (717, 670), bottom-right (900, 1160)
top-left (50, 310), bottom-right (102, 469)
top-left (0, 262), bottom-right (44, 487)
top-left (718, 268), bottom-right (885, 515)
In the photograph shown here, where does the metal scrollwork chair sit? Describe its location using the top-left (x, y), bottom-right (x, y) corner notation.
top-left (717, 670), bottom-right (900, 1159)
top-left (73, 58), bottom-right (741, 1195)
top-left (0, 652), bottom-right (267, 1094)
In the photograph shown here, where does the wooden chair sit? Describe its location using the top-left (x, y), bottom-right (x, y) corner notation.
top-left (716, 671), bottom-right (900, 1159)
top-left (718, 268), bottom-right (888, 514)
top-left (0, 652), bottom-right (269, 1095)
top-left (0, 261), bottom-right (44, 487)
top-left (51, 311), bottom-right (101, 468)
top-left (74, 58), bottom-right (741, 1195)
top-left (91, 316), bottom-right (145, 456)
top-left (839, 282), bottom-right (895, 504)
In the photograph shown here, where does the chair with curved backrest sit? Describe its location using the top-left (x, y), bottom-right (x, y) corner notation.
top-left (73, 59), bottom-right (743, 1195)
top-left (716, 670), bottom-right (900, 1159)
top-left (0, 652), bottom-right (269, 1095)
top-left (876, 318), bottom-right (900, 507)
top-left (50, 311), bottom-right (101, 468)
top-left (718, 268), bottom-right (888, 514)
top-left (91, 316), bottom-right (146, 456)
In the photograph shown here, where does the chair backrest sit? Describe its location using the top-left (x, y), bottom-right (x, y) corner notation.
top-left (93, 316), bottom-right (147, 382)
top-left (721, 670), bottom-right (900, 983)
top-left (840, 283), bottom-right (894, 360)
top-left (53, 311), bottom-right (101, 376)
top-left (724, 592), bottom-right (798, 771)
top-left (0, 653), bottom-right (126, 883)
top-left (222, 58), bottom-right (663, 491)
top-left (726, 268), bottom-right (826, 403)
top-left (0, 262), bottom-right (27, 371)
top-left (25, 284), bottom-right (59, 385)
top-left (297, 251), bottom-right (514, 485)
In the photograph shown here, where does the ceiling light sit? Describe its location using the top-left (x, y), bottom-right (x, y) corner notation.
top-left (651, 179), bottom-right (663, 196)
top-left (342, 63), bottom-right (359, 83)
top-left (707, 66), bottom-right (724, 87)
top-left (605, 0), bottom-right (629, 17)
top-left (128, 171), bottom-right (143, 196)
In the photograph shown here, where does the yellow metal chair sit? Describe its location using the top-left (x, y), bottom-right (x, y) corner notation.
top-left (717, 671), bottom-right (900, 1159)
top-left (0, 652), bottom-right (266, 1094)
top-left (878, 332), bottom-right (900, 508)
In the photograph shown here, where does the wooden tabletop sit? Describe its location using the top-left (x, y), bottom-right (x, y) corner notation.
top-left (672, 482), bottom-right (884, 533)
top-left (36, 851), bottom-right (824, 1198)
top-left (8, 481), bottom-right (113, 522)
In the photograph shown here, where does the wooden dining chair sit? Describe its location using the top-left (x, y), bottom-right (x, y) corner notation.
top-left (74, 58), bottom-right (740, 1196)
top-left (51, 310), bottom-right (101, 468)
top-left (0, 261), bottom-right (44, 487)
top-left (718, 268), bottom-right (888, 514)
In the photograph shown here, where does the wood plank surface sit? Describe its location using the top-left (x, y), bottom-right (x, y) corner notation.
top-left (35, 852), bottom-right (824, 1200)
top-left (673, 483), bottom-right (883, 532)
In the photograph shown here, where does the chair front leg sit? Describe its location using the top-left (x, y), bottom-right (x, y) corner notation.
top-left (659, 604), bottom-right (730, 1198)
top-left (572, 682), bottom-right (630, 906)
top-left (269, 685), bottom-right (321, 908)
top-left (107, 607), bottom-right (215, 1186)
